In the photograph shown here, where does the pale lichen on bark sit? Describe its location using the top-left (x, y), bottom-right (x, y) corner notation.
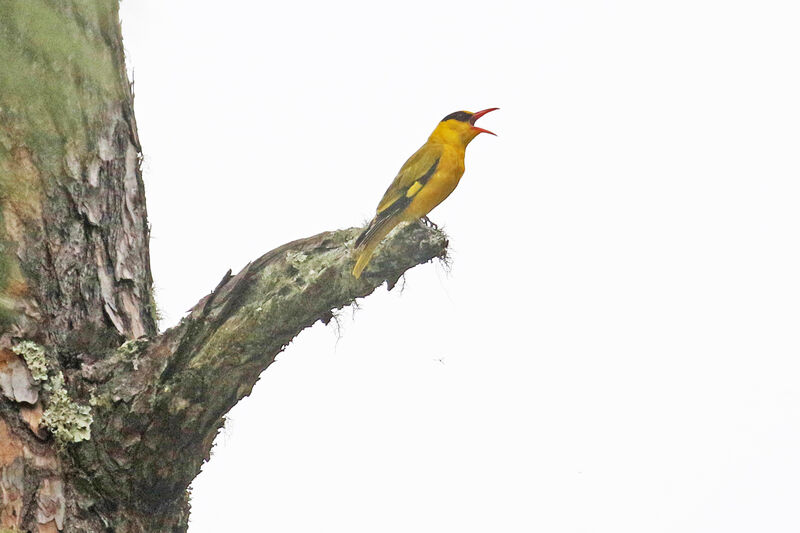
top-left (11, 340), bottom-right (47, 382)
top-left (5, 340), bottom-right (93, 444)
top-left (41, 372), bottom-right (92, 444)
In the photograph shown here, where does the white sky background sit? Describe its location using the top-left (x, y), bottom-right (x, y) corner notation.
top-left (118, 1), bottom-right (800, 531)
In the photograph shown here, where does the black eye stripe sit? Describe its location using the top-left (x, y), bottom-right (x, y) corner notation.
top-left (441, 111), bottom-right (472, 123)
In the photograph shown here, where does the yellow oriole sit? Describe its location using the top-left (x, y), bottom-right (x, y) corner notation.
top-left (352, 108), bottom-right (498, 278)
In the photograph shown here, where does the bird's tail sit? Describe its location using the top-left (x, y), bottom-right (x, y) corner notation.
top-left (353, 213), bottom-right (400, 278)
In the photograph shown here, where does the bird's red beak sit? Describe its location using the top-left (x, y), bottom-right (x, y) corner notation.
top-left (469, 107), bottom-right (499, 136)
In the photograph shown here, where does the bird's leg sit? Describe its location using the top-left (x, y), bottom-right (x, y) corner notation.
top-left (420, 216), bottom-right (438, 229)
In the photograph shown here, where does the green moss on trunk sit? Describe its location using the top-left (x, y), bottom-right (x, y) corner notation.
top-left (0, 0), bottom-right (127, 327)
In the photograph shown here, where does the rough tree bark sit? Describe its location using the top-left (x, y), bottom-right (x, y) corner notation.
top-left (0, 3), bottom-right (448, 531)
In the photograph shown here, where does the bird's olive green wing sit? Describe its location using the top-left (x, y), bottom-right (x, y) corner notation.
top-left (355, 147), bottom-right (441, 250)
top-left (375, 146), bottom-right (441, 215)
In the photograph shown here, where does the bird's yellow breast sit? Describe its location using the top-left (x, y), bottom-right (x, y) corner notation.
top-left (403, 144), bottom-right (465, 221)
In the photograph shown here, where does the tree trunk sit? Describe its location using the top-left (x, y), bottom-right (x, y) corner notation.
top-left (0, 3), bottom-right (447, 531)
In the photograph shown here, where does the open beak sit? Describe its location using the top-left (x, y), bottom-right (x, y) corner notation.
top-left (469, 107), bottom-right (499, 136)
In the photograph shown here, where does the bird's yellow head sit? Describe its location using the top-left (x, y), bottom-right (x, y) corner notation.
top-left (429, 108), bottom-right (499, 146)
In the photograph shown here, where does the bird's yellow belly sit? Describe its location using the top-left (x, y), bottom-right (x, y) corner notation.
top-left (403, 162), bottom-right (464, 221)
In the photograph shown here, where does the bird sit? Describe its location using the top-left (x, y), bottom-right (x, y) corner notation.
top-left (352, 108), bottom-right (498, 278)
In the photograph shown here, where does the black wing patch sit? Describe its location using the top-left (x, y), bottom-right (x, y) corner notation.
top-left (355, 158), bottom-right (440, 248)
top-left (415, 157), bottom-right (440, 187)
